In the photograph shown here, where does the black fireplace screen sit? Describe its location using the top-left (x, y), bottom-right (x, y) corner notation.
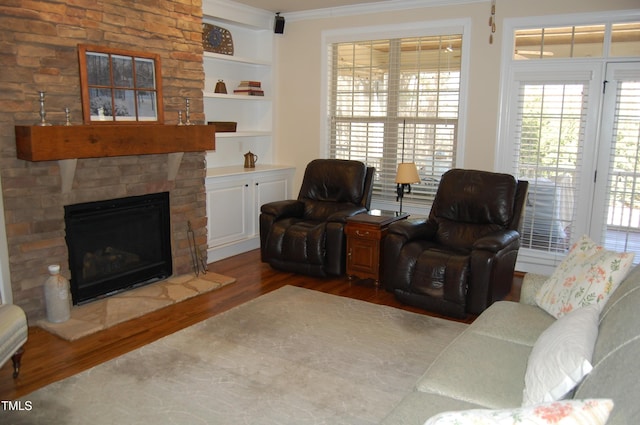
top-left (64, 192), bottom-right (172, 304)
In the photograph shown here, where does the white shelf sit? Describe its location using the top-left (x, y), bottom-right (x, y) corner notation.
top-left (203, 92), bottom-right (272, 101)
top-left (203, 51), bottom-right (271, 66)
top-left (215, 131), bottom-right (271, 138)
top-left (206, 164), bottom-right (295, 178)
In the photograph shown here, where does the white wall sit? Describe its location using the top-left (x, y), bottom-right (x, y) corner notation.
top-left (272, 0), bottom-right (639, 191)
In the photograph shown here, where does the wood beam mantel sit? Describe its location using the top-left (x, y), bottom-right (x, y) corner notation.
top-left (15, 124), bottom-right (215, 161)
top-left (15, 124), bottom-right (215, 192)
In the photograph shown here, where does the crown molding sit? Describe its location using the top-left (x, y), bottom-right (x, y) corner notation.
top-left (203, 0), bottom-right (274, 29)
top-left (285, 0), bottom-right (487, 22)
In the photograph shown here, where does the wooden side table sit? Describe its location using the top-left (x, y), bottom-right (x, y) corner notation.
top-left (345, 210), bottom-right (408, 284)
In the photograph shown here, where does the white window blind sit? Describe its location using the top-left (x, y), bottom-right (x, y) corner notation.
top-left (603, 68), bottom-right (640, 255)
top-left (328, 35), bottom-right (461, 206)
top-left (512, 78), bottom-right (589, 253)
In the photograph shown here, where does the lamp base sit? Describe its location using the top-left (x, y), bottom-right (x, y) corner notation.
top-left (396, 183), bottom-right (412, 214)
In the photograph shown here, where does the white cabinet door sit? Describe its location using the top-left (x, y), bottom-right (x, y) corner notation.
top-left (206, 178), bottom-right (251, 248)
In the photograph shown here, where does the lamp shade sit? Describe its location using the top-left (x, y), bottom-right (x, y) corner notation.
top-left (395, 163), bottom-right (420, 184)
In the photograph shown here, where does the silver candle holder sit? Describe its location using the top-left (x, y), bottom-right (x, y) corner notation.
top-left (37, 91), bottom-right (52, 126)
top-left (184, 98), bottom-right (192, 125)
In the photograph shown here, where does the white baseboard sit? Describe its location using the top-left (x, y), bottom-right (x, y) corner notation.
top-left (207, 237), bottom-right (260, 263)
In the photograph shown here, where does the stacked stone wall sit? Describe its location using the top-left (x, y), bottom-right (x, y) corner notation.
top-left (0, 0), bottom-right (207, 320)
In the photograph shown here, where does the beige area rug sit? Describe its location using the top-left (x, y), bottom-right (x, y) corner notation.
top-left (11, 286), bottom-right (467, 425)
top-left (37, 272), bottom-right (236, 341)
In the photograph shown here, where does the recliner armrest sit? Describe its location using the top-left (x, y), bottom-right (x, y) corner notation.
top-left (261, 200), bottom-right (304, 220)
top-left (387, 218), bottom-right (434, 242)
top-left (472, 230), bottom-right (520, 252)
top-left (326, 206), bottom-right (368, 223)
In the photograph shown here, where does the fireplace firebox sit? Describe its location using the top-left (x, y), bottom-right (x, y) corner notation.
top-left (64, 192), bottom-right (173, 305)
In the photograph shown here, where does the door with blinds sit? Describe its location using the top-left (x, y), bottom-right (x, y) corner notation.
top-left (506, 65), bottom-right (602, 273)
top-left (507, 62), bottom-right (640, 273)
top-left (501, 15), bottom-right (640, 273)
top-left (592, 62), bottom-right (640, 260)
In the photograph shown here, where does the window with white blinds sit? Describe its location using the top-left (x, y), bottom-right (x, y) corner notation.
top-left (511, 78), bottom-right (589, 253)
top-left (327, 35), bottom-right (462, 206)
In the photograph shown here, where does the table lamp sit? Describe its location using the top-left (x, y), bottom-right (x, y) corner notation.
top-left (395, 162), bottom-right (420, 214)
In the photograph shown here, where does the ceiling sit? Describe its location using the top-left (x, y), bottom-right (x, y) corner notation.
top-left (230, 0), bottom-right (392, 13)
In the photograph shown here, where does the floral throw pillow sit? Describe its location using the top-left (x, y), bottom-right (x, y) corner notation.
top-left (423, 399), bottom-right (614, 425)
top-left (535, 235), bottom-right (634, 319)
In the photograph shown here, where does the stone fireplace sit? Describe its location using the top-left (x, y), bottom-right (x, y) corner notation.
top-left (0, 0), bottom-right (209, 321)
top-left (4, 150), bottom-right (210, 321)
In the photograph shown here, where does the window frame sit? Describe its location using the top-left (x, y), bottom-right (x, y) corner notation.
top-left (78, 44), bottom-right (164, 125)
top-left (321, 19), bottom-right (471, 214)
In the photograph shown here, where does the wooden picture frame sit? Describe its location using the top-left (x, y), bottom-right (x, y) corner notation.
top-left (78, 44), bottom-right (164, 124)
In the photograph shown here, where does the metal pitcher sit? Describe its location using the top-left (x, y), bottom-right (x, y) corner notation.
top-left (244, 151), bottom-right (258, 168)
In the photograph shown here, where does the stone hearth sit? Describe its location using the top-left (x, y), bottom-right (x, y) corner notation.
top-left (38, 272), bottom-right (235, 341)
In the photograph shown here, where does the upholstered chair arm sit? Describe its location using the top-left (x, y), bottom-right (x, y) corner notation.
top-left (467, 230), bottom-right (522, 314)
top-left (0, 304), bottom-right (28, 379)
top-left (472, 230), bottom-right (520, 253)
top-left (260, 199), bottom-right (305, 220)
top-left (259, 200), bottom-right (305, 262)
top-left (326, 206), bottom-right (368, 223)
top-left (322, 206), bottom-right (369, 275)
top-left (387, 218), bottom-right (434, 242)
top-left (381, 219), bottom-right (434, 292)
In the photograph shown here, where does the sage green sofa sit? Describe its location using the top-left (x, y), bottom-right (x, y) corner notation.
top-left (381, 264), bottom-right (640, 425)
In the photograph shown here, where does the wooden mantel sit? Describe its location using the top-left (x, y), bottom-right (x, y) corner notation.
top-left (15, 124), bottom-right (215, 161)
top-left (14, 124), bottom-right (216, 192)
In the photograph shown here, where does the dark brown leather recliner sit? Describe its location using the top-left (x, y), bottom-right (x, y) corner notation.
top-left (260, 159), bottom-right (375, 277)
top-left (382, 169), bottom-right (528, 318)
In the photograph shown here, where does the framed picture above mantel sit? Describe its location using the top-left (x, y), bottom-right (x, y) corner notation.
top-left (78, 44), bottom-right (164, 124)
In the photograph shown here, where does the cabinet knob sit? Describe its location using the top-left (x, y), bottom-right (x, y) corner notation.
top-left (355, 230), bottom-right (370, 237)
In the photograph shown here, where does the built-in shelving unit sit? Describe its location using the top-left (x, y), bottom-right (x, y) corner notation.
top-left (201, 0), bottom-right (275, 168)
top-left (201, 1), bottom-right (294, 261)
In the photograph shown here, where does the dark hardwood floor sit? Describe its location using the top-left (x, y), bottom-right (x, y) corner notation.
top-left (0, 249), bottom-right (521, 401)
